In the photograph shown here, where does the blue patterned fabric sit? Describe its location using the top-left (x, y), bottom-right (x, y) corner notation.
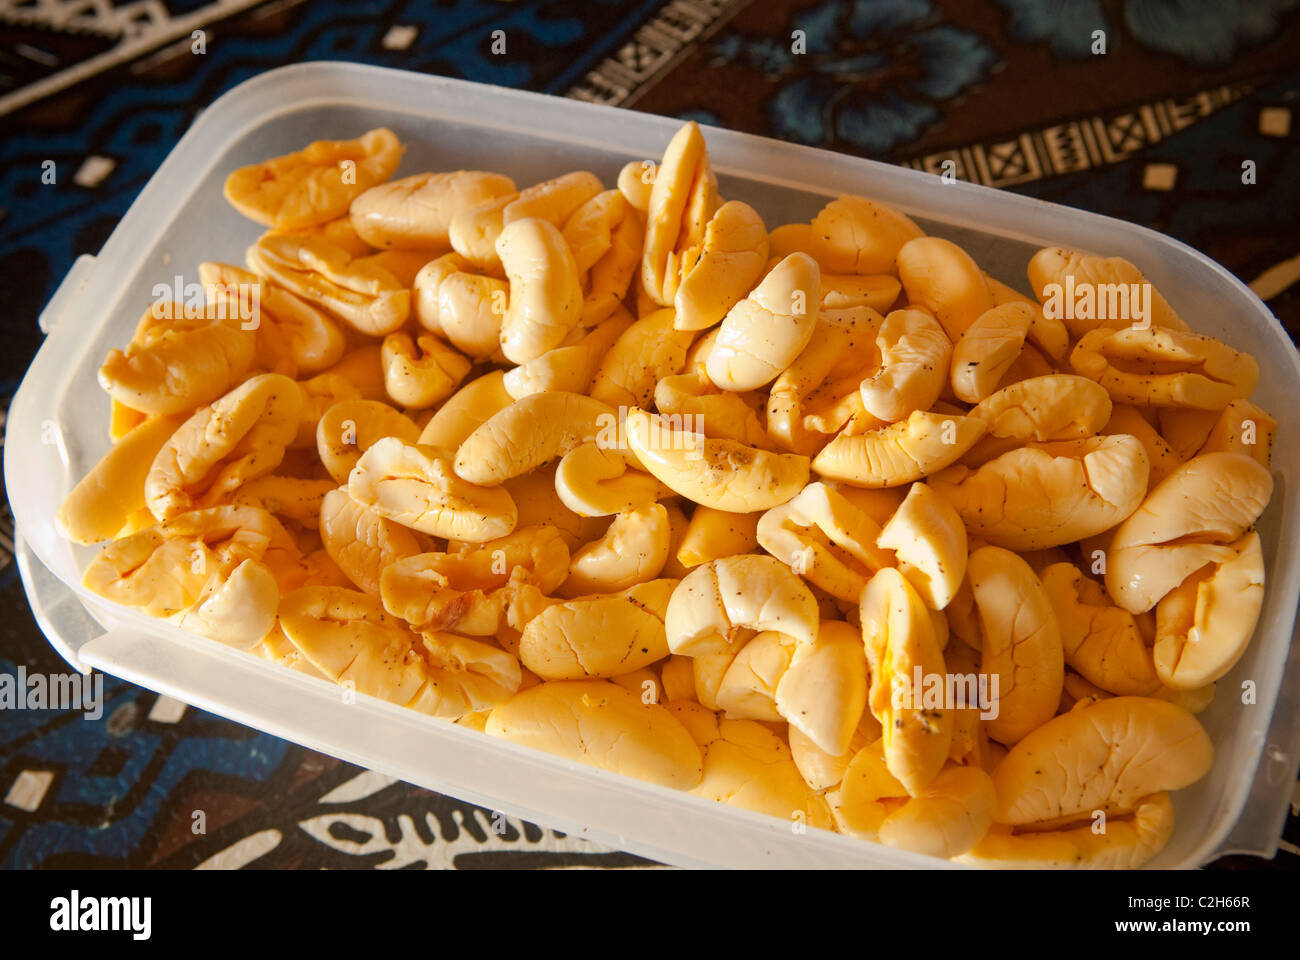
top-left (714, 0), bottom-right (998, 153)
top-left (996, 0), bottom-right (1300, 63)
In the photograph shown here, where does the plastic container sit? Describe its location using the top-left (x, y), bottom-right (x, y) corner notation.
top-left (7, 62), bottom-right (1300, 869)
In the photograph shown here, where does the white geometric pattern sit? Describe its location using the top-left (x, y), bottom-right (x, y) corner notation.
top-left (900, 84), bottom-right (1253, 188)
top-left (5, 769), bottom-right (55, 812)
top-left (568, 0), bottom-right (750, 108)
top-left (185, 769), bottom-right (662, 870)
top-left (0, 0), bottom-right (168, 38)
top-left (0, 0), bottom-right (267, 116)
top-left (146, 694), bottom-right (187, 723)
top-left (294, 809), bottom-right (645, 870)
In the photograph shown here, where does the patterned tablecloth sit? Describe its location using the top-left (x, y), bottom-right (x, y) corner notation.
top-left (0, 0), bottom-right (1297, 869)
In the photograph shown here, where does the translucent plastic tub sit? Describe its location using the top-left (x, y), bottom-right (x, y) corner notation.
top-left (7, 62), bottom-right (1300, 869)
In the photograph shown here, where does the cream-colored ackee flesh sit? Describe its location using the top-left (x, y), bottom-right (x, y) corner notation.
top-left (896, 236), bottom-right (992, 341)
top-left (821, 274), bottom-right (901, 313)
top-left (950, 302), bottom-right (1037, 404)
top-left (172, 558), bottom-right (281, 651)
top-left (350, 437), bottom-right (518, 542)
top-left (377, 524), bottom-right (568, 626)
top-left (875, 481), bottom-right (967, 610)
top-left (666, 554), bottom-right (819, 657)
top-left (99, 303), bottom-right (257, 416)
top-left (62, 119), bottom-right (1279, 868)
top-left (1041, 562), bottom-right (1160, 696)
top-left (671, 200), bottom-right (769, 332)
top-left (582, 212), bottom-right (642, 327)
top-left (810, 195), bottom-right (924, 275)
top-left (685, 711), bottom-right (833, 829)
top-left (200, 261), bottom-right (347, 378)
top-left (714, 629), bottom-right (796, 722)
top-left (1197, 398), bottom-right (1276, 466)
top-left (991, 696), bottom-right (1212, 825)
top-left (676, 505), bottom-right (760, 568)
top-left (756, 481), bottom-right (893, 602)
top-left (590, 307), bottom-right (694, 408)
top-left (1027, 246), bottom-right (1187, 337)
top-left (859, 568), bottom-right (954, 794)
top-left (877, 765), bottom-right (997, 859)
top-left (447, 170), bottom-right (602, 272)
top-left (58, 414), bottom-right (184, 544)
top-left (225, 128), bottom-right (403, 229)
top-left (625, 407), bottom-right (809, 513)
top-left (1105, 452), bottom-right (1272, 613)
top-left (488, 680), bottom-right (702, 790)
top-left (316, 398), bottom-right (422, 484)
top-left (319, 486), bottom-right (422, 597)
top-left (518, 579), bottom-right (677, 679)
top-left (961, 792), bottom-right (1175, 869)
top-left (706, 252), bottom-right (821, 392)
top-left (292, 372), bottom-right (362, 448)
top-left (860, 308), bottom-right (952, 421)
top-left (100, 300), bottom-right (260, 416)
top-left (966, 546), bottom-right (1064, 745)
top-left (380, 331), bottom-right (471, 409)
top-left (790, 712), bottom-right (881, 792)
top-left (83, 504), bottom-right (294, 617)
top-left (350, 170), bottom-right (516, 250)
top-left (767, 315), bottom-right (882, 455)
top-left (970, 374), bottom-right (1112, 442)
top-left (418, 370), bottom-right (513, 454)
top-left (654, 371), bottom-right (770, 448)
top-left (1152, 532), bottom-right (1264, 690)
top-left (774, 620), bottom-right (868, 756)
top-left (145, 373), bottom-right (302, 520)
top-left (247, 231), bottom-right (410, 336)
top-left (554, 441), bottom-right (670, 518)
top-left (495, 217), bottom-right (584, 364)
top-left (560, 503), bottom-right (671, 595)
top-left (436, 270), bottom-right (510, 361)
top-left (641, 121), bottom-right (719, 307)
top-left (561, 189), bottom-right (628, 275)
top-left (1070, 325), bottom-right (1259, 410)
top-left (812, 409), bottom-right (987, 488)
top-left (506, 311), bottom-right (631, 401)
top-left (453, 391), bottom-right (617, 486)
top-left (929, 434), bottom-right (1149, 550)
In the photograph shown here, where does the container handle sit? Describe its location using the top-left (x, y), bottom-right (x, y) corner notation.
top-left (39, 253), bottom-right (97, 334)
top-left (13, 530), bottom-right (102, 673)
top-left (1213, 624), bottom-right (1300, 860)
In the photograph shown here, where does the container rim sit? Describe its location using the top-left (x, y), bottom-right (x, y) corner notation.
top-left (7, 60), bottom-right (1299, 870)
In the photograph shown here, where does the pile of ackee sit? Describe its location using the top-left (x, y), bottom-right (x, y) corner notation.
top-left (55, 120), bottom-right (1276, 868)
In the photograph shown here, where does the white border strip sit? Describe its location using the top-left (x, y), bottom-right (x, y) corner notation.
top-left (0, 0), bottom-right (268, 117)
